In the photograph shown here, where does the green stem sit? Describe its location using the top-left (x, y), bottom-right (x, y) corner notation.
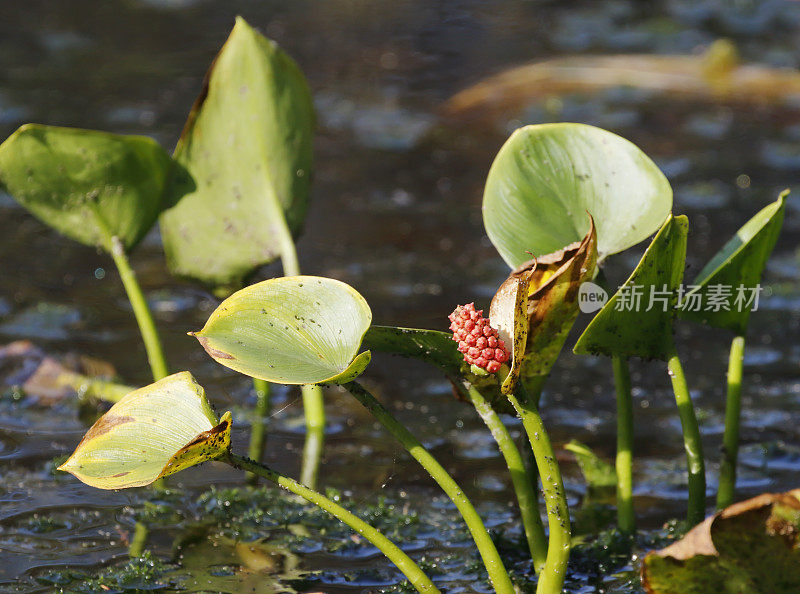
top-left (128, 521), bottom-right (148, 558)
top-left (717, 334), bottom-right (745, 510)
top-left (507, 384), bottom-right (570, 594)
top-left (225, 452), bottom-right (439, 593)
top-left (462, 380), bottom-right (548, 573)
top-left (612, 354), bottom-right (635, 533)
top-left (667, 348), bottom-right (706, 526)
top-left (344, 381), bottom-right (515, 594)
top-left (109, 237), bottom-right (169, 381)
top-left (300, 385), bottom-right (325, 489)
top-left (247, 378), bottom-right (272, 484)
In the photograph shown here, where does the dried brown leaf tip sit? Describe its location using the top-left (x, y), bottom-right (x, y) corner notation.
top-left (489, 216), bottom-right (597, 391)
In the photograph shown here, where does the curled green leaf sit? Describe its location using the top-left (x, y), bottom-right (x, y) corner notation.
top-left (193, 276), bottom-right (372, 385)
top-left (58, 372), bottom-right (231, 489)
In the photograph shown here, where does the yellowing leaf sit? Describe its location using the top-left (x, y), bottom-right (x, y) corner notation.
top-left (58, 372), bottom-right (231, 489)
top-left (489, 265), bottom-right (532, 395)
top-left (490, 218), bottom-right (597, 394)
top-left (193, 276), bottom-right (372, 385)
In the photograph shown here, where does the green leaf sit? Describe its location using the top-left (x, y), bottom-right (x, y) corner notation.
top-left (160, 16), bottom-right (315, 288)
top-left (679, 191), bottom-right (788, 333)
top-left (642, 490), bottom-right (800, 593)
top-left (0, 124), bottom-right (172, 252)
top-left (361, 326), bottom-right (463, 375)
top-left (565, 440), bottom-right (617, 490)
top-left (483, 123), bottom-right (672, 269)
top-left (58, 372), bottom-right (231, 489)
top-left (193, 276), bottom-right (372, 385)
top-left (573, 214), bottom-right (688, 360)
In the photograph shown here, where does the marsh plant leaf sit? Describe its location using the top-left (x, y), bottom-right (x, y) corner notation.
top-left (193, 276), bottom-right (372, 385)
top-left (490, 219), bottom-right (597, 394)
top-left (362, 326), bottom-right (462, 375)
top-left (483, 123), bottom-right (671, 269)
top-left (642, 489), bottom-right (800, 593)
top-left (58, 372), bottom-right (231, 489)
top-left (160, 17), bottom-right (315, 288)
top-left (679, 191), bottom-right (788, 334)
top-left (573, 214), bottom-right (688, 361)
top-left (0, 124), bottom-right (172, 252)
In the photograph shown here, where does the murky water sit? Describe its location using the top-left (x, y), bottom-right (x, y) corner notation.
top-left (1, 0), bottom-right (799, 591)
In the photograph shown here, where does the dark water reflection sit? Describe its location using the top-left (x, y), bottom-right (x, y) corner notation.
top-left (1, 0), bottom-right (799, 591)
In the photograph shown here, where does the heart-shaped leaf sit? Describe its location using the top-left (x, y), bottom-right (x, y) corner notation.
top-left (58, 372), bottom-right (231, 489)
top-left (193, 276), bottom-right (372, 385)
top-left (679, 191), bottom-right (788, 334)
top-left (573, 214), bottom-right (688, 361)
top-left (642, 489), bottom-right (800, 593)
top-left (483, 123), bottom-right (672, 269)
top-left (490, 219), bottom-right (597, 393)
top-left (160, 16), bottom-right (315, 288)
top-left (0, 124), bottom-right (172, 252)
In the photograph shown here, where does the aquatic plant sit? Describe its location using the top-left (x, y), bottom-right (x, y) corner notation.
top-left (485, 123), bottom-right (672, 537)
top-left (58, 369), bottom-right (439, 593)
top-left (194, 277), bottom-right (516, 593)
top-left (575, 215), bottom-right (705, 525)
top-left (159, 17), bottom-right (323, 487)
top-left (678, 191), bottom-right (788, 509)
top-left (0, 125), bottom-right (172, 383)
top-left (3, 17), bottom-right (791, 588)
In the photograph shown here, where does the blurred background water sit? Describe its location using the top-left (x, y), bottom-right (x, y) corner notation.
top-left (0, 0), bottom-right (799, 591)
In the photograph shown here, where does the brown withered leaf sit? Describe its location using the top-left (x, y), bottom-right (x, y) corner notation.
top-left (642, 490), bottom-right (800, 593)
top-left (489, 263), bottom-right (533, 396)
top-left (489, 217), bottom-right (597, 395)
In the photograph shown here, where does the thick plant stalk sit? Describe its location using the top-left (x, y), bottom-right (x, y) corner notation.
top-left (246, 379), bottom-right (271, 484)
top-left (128, 522), bottom-right (149, 558)
top-left (300, 385), bottom-right (325, 488)
top-left (109, 237), bottom-right (169, 382)
top-left (344, 381), bottom-right (515, 594)
top-left (612, 354), bottom-right (635, 533)
top-left (666, 349), bottom-right (706, 526)
top-left (507, 384), bottom-right (570, 594)
top-left (717, 334), bottom-right (745, 510)
top-left (225, 452), bottom-right (439, 593)
top-left (462, 380), bottom-right (548, 573)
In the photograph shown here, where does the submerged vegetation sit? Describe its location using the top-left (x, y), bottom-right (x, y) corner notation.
top-left (0, 10), bottom-right (796, 594)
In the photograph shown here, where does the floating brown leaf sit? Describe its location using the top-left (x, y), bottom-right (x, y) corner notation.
top-left (642, 489), bottom-right (800, 593)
